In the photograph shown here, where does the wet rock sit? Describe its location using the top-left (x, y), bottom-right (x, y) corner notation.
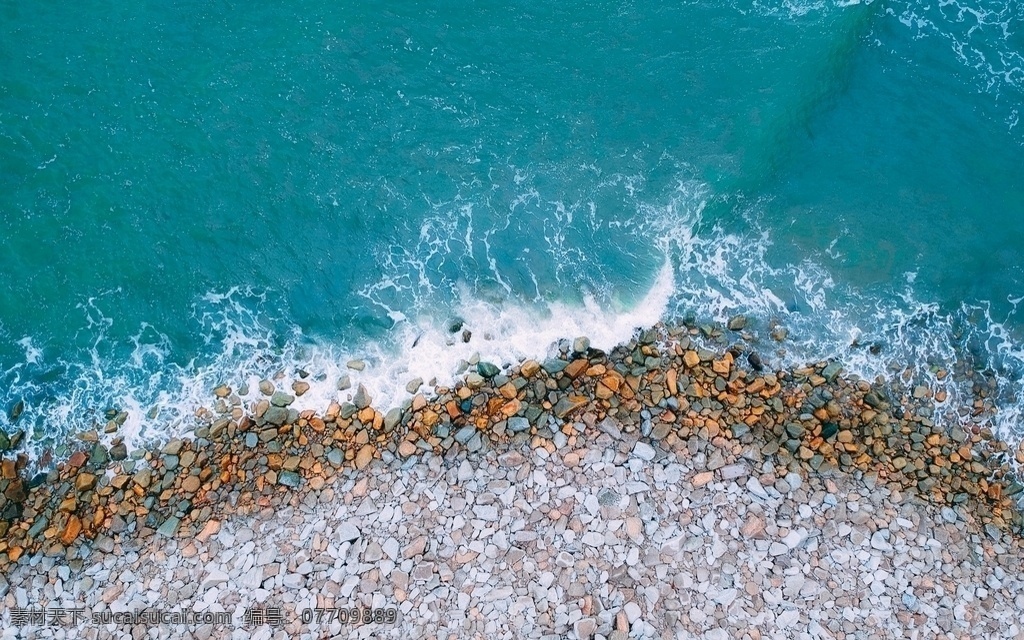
top-left (264, 406), bottom-right (289, 426)
top-left (821, 362), bottom-right (842, 381)
top-left (353, 385), bottom-right (372, 410)
top-left (573, 336), bottom-right (591, 353)
top-left (520, 360), bottom-right (541, 377)
top-left (9, 400), bottom-right (24, 422)
top-left (477, 362), bottom-right (500, 378)
top-left (405, 378), bottom-right (423, 393)
top-left (347, 359), bottom-right (366, 371)
top-left (270, 391), bottom-right (294, 407)
top-left (542, 359), bottom-right (569, 374)
top-left (384, 408), bottom-right (403, 432)
top-left (291, 381), bottom-right (310, 396)
top-left (747, 352), bottom-right (763, 371)
top-left (727, 315), bottom-right (747, 331)
top-left (259, 380), bottom-right (275, 395)
top-left (337, 374), bottom-right (352, 391)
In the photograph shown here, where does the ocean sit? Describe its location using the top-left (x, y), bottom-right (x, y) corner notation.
top-left (1, 0), bottom-right (1022, 462)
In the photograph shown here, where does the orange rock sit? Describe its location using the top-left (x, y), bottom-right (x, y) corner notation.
top-left (666, 368), bottom-right (678, 395)
top-left (498, 383), bottom-right (518, 399)
top-left (601, 373), bottom-right (623, 392)
top-left (354, 445), bottom-right (375, 470)
top-left (422, 410), bottom-right (440, 427)
top-left (445, 400), bottom-right (461, 418)
top-left (487, 398), bottom-right (505, 415)
top-left (746, 378), bottom-right (765, 394)
top-left (501, 399), bottom-right (521, 417)
top-left (196, 519), bottom-right (221, 543)
top-left (692, 471), bottom-right (714, 487)
top-left (683, 351), bottom-right (700, 368)
top-left (60, 515), bottom-right (82, 545)
top-left (520, 360), bottom-right (541, 377)
top-left (564, 359), bottom-right (588, 379)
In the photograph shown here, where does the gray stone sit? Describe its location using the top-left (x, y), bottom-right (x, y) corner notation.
top-left (353, 384), bottom-right (371, 409)
top-left (263, 406), bottom-right (289, 426)
top-left (632, 442), bottom-right (656, 461)
top-left (455, 425), bottom-right (477, 445)
top-left (384, 407), bottom-right (403, 432)
top-left (822, 362), bottom-right (842, 381)
top-left (719, 463), bottom-right (748, 480)
top-left (405, 378), bottom-right (423, 393)
top-left (337, 521), bottom-right (361, 543)
top-left (574, 618), bottom-right (597, 638)
top-left (507, 417), bottom-right (530, 433)
top-left (542, 358), bottom-right (569, 374)
top-left (573, 336), bottom-right (591, 353)
top-left (270, 391), bottom-right (294, 407)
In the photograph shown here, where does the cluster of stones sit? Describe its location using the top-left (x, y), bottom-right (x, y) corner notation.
top-left (1, 322), bottom-right (1021, 573)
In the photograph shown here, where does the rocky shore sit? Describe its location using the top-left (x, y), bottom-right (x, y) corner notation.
top-left (2, 322), bottom-right (1023, 638)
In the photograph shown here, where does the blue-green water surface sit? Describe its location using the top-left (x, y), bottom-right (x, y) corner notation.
top-left (1, 0), bottom-right (1022, 453)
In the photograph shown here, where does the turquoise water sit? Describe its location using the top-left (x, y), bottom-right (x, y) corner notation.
top-left (1, 0), bottom-right (1022, 455)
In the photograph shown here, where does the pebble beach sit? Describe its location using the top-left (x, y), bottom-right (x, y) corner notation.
top-left (2, 323), bottom-right (1024, 639)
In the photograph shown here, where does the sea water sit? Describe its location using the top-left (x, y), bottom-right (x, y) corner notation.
top-left (1, 0), bottom-right (1021, 459)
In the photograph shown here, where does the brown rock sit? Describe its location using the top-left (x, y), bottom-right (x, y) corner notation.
top-left (666, 368), bottom-right (678, 396)
top-left (398, 441), bottom-right (417, 457)
top-left (60, 515), bottom-right (82, 545)
top-left (683, 351), bottom-right (700, 368)
top-left (521, 360), bottom-right (541, 377)
top-left (75, 473), bottom-right (97, 492)
top-left (740, 515), bottom-right (765, 539)
top-left (292, 380), bottom-right (310, 396)
top-left (196, 519), bottom-right (221, 543)
top-left (355, 445), bottom-right (375, 470)
top-left (564, 359), bottom-right (589, 379)
top-left (692, 471), bottom-right (714, 487)
top-left (182, 476), bottom-right (201, 493)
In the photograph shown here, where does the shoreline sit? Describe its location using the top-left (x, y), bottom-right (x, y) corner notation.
top-left (2, 321), bottom-right (1021, 571)
top-left (2, 322), bottom-right (1024, 637)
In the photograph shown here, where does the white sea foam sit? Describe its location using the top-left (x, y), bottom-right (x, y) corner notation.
top-left (2, 168), bottom-right (1023, 477)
